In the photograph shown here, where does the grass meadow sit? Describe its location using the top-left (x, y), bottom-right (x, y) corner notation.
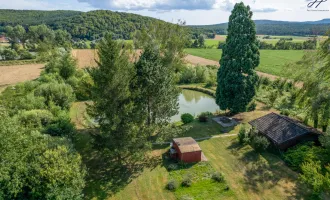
top-left (185, 48), bottom-right (305, 78)
top-left (70, 98), bottom-right (312, 200)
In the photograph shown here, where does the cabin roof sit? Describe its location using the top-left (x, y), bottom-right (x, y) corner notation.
top-left (173, 137), bottom-right (201, 153)
top-left (249, 113), bottom-right (320, 145)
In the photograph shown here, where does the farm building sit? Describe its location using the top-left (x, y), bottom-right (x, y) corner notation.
top-left (170, 137), bottom-right (205, 163)
top-left (249, 113), bottom-right (321, 150)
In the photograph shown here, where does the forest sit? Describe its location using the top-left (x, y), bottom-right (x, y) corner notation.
top-left (1, 9), bottom-right (330, 40)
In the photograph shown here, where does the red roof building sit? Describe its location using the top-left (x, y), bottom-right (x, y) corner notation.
top-left (0, 35), bottom-right (8, 43)
top-left (170, 137), bottom-right (203, 163)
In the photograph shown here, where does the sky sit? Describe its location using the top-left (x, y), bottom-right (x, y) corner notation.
top-left (0, 0), bottom-right (330, 25)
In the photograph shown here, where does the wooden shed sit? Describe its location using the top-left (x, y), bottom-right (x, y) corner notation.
top-left (170, 137), bottom-right (202, 163)
top-left (249, 113), bottom-right (321, 150)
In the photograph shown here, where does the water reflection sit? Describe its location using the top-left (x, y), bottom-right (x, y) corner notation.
top-left (171, 89), bottom-right (219, 122)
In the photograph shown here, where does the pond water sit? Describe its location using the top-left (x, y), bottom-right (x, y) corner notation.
top-left (171, 89), bottom-right (220, 122)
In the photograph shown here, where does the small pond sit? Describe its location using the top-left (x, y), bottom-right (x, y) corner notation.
top-left (171, 89), bottom-right (220, 122)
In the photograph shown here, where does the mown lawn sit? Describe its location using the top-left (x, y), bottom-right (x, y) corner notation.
top-left (71, 100), bottom-right (311, 199)
top-left (185, 48), bottom-right (305, 78)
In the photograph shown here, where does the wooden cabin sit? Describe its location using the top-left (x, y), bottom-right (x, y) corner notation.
top-left (170, 137), bottom-right (202, 163)
top-left (249, 113), bottom-right (321, 150)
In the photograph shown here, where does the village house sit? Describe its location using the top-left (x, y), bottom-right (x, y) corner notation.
top-left (249, 112), bottom-right (321, 150)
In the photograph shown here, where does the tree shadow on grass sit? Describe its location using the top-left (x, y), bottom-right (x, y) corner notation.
top-left (73, 129), bottom-right (167, 200)
top-left (226, 140), bottom-right (311, 199)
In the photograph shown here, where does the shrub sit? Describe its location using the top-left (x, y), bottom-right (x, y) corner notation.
top-left (181, 175), bottom-right (192, 187)
top-left (3, 48), bottom-right (18, 60)
top-left (34, 83), bottom-right (75, 110)
top-left (181, 113), bottom-right (194, 124)
top-left (166, 180), bottom-right (178, 191)
top-left (250, 135), bottom-right (270, 152)
top-left (17, 109), bottom-right (54, 129)
top-left (18, 50), bottom-right (35, 60)
top-left (198, 112), bottom-right (211, 122)
top-left (167, 164), bottom-right (178, 171)
top-left (212, 172), bottom-right (224, 182)
top-left (238, 125), bottom-right (248, 144)
top-left (246, 100), bottom-right (256, 112)
top-left (45, 114), bottom-right (75, 137)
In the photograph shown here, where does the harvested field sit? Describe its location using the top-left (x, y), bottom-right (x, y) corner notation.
top-left (185, 54), bottom-right (279, 81)
top-left (0, 64), bottom-right (44, 86)
top-left (72, 49), bottom-right (98, 68)
top-left (214, 35), bottom-right (227, 41)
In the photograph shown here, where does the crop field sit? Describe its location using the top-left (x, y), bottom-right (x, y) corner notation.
top-left (204, 35), bottom-right (323, 48)
top-left (185, 48), bottom-right (305, 78)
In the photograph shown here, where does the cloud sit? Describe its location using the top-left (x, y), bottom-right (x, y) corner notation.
top-left (78, 0), bottom-right (217, 10)
top-left (252, 7), bottom-right (278, 12)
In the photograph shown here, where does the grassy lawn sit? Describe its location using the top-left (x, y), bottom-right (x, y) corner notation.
top-left (70, 97), bottom-right (311, 199)
top-left (185, 48), bottom-right (305, 78)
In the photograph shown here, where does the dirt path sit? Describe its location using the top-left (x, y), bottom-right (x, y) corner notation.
top-left (0, 64), bottom-right (44, 86)
top-left (185, 54), bottom-right (279, 81)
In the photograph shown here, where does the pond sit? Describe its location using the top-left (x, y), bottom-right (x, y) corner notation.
top-left (171, 89), bottom-right (220, 122)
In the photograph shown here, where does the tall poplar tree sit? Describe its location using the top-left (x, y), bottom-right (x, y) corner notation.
top-left (216, 2), bottom-right (260, 113)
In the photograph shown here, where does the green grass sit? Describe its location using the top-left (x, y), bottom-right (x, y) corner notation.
top-left (168, 162), bottom-right (236, 200)
top-left (72, 104), bottom-right (312, 199)
top-left (185, 48), bottom-right (305, 78)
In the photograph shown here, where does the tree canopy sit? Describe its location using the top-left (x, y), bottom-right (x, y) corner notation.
top-left (216, 2), bottom-right (260, 113)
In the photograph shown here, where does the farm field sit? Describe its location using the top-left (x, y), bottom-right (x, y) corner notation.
top-left (185, 48), bottom-right (305, 78)
top-left (71, 101), bottom-right (311, 200)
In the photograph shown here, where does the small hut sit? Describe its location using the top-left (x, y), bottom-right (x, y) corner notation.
top-left (249, 113), bottom-right (321, 150)
top-left (170, 137), bottom-right (203, 163)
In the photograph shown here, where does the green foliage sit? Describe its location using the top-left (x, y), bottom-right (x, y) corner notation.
top-left (181, 175), bottom-right (192, 187)
top-left (88, 34), bottom-right (150, 164)
top-left (166, 180), bottom-right (179, 191)
top-left (45, 117), bottom-right (75, 137)
top-left (246, 100), bottom-right (257, 112)
top-left (212, 172), bottom-right (225, 182)
top-left (300, 161), bottom-right (330, 196)
top-left (0, 110), bottom-right (85, 199)
top-left (2, 48), bottom-right (18, 60)
top-left (134, 45), bottom-right (179, 127)
top-left (34, 82), bottom-right (75, 110)
top-left (198, 112), bottom-right (211, 122)
top-left (17, 109), bottom-right (54, 129)
top-left (45, 51), bottom-right (77, 80)
top-left (238, 125), bottom-right (250, 145)
top-left (250, 135), bottom-right (270, 153)
top-left (178, 65), bottom-right (217, 85)
top-left (216, 3), bottom-right (260, 114)
top-left (284, 143), bottom-right (330, 171)
top-left (181, 113), bottom-right (194, 124)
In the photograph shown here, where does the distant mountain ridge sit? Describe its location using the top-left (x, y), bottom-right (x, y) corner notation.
top-left (0, 9), bottom-right (329, 39)
top-left (190, 19), bottom-right (330, 36)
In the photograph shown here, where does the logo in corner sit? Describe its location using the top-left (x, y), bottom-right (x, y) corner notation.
top-left (307, 0), bottom-right (329, 11)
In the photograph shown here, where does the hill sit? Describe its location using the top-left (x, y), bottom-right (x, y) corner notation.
top-left (190, 19), bottom-right (330, 36)
top-left (0, 9), bottom-right (163, 40)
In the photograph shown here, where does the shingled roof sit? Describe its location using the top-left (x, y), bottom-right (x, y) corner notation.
top-left (173, 137), bottom-right (201, 153)
top-left (249, 113), bottom-right (320, 146)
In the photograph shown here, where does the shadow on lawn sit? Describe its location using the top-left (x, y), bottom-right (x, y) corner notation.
top-left (227, 139), bottom-right (310, 200)
top-left (73, 129), bottom-right (165, 200)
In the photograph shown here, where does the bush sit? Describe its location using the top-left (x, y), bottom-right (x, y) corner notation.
top-left (251, 135), bottom-right (270, 152)
top-left (198, 112), bottom-right (211, 122)
top-left (34, 83), bottom-right (75, 110)
top-left (212, 172), bottom-right (224, 182)
top-left (167, 164), bottom-right (178, 171)
top-left (181, 113), bottom-right (194, 124)
top-left (17, 109), bottom-right (54, 129)
top-left (166, 180), bottom-right (179, 191)
top-left (18, 49), bottom-right (35, 60)
top-left (246, 100), bottom-right (256, 112)
top-left (45, 115), bottom-right (75, 137)
top-left (238, 125), bottom-right (249, 144)
top-left (3, 48), bottom-right (18, 60)
top-left (181, 175), bottom-right (192, 187)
